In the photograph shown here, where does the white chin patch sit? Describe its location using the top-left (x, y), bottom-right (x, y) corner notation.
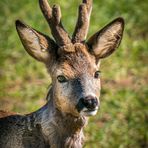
top-left (80, 107), bottom-right (98, 116)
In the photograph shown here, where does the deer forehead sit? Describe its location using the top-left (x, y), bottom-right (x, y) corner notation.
top-left (55, 43), bottom-right (97, 78)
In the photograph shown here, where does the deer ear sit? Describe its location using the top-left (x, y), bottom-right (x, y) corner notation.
top-left (87, 18), bottom-right (124, 59)
top-left (16, 20), bottom-right (57, 63)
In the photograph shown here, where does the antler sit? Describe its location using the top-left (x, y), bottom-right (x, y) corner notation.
top-left (39, 0), bottom-right (71, 46)
top-left (72, 0), bottom-right (93, 43)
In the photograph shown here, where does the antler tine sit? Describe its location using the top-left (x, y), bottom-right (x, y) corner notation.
top-left (83, 0), bottom-right (92, 17)
top-left (39, 0), bottom-right (71, 46)
top-left (72, 0), bottom-right (93, 43)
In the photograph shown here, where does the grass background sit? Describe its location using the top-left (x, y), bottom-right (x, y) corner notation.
top-left (0, 0), bottom-right (147, 147)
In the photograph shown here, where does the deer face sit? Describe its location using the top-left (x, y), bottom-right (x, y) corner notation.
top-left (51, 43), bottom-right (101, 116)
top-left (16, 0), bottom-right (124, 117)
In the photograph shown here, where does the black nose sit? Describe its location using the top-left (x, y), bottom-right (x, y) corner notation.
top-left (80, 96), bottom-right (98, 110)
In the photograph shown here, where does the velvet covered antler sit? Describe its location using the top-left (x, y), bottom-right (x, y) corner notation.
top-left (39, 0), bottom-right (71, 46)
top-left (72, 0), bottom-right (93, 43)
top-left (17, 0), bottom-right (124, 60)
top-left (39, 0), bottom-right (92, 45)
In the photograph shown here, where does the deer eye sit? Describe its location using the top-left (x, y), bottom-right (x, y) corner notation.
top-left (57, 75), bottom-right (67, 83)
top-left (94, 71), bottom-right (101, 78)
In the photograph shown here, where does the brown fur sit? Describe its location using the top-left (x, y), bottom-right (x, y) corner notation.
top-left (0, 110), bottom-right (17, 118)
top-left (57, 44), bottom-right (96, 78)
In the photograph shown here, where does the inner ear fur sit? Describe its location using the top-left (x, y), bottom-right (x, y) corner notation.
top-left (87, 17), bottom-right (124, 59)
top-left (16, 20), bottom-right (57, 63)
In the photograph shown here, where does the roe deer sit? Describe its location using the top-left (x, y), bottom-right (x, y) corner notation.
top-left (0, 0), bottom-right (124, 147)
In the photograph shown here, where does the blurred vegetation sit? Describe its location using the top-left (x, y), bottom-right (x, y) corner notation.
top-left (0, 0), bottom-right (147, 147)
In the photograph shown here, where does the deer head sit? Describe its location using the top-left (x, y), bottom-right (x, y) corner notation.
top-left (16, 0), bottom-right (124, 117)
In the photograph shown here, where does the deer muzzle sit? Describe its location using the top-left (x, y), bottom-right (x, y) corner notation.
top-left (76, 95), bottom-right (100, 116)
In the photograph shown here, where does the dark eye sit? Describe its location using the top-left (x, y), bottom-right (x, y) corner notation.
top-left (94, 71), bottom-right (101, 78)
top-left (57, 75), bottom-right (67, 83)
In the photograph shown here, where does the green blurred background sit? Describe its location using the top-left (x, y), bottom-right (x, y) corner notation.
top-left (0, 0), bottom-right (147, 147)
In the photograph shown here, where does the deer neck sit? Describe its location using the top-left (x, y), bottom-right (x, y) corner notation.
top-left (30, 96), bottom-right (87, 147)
